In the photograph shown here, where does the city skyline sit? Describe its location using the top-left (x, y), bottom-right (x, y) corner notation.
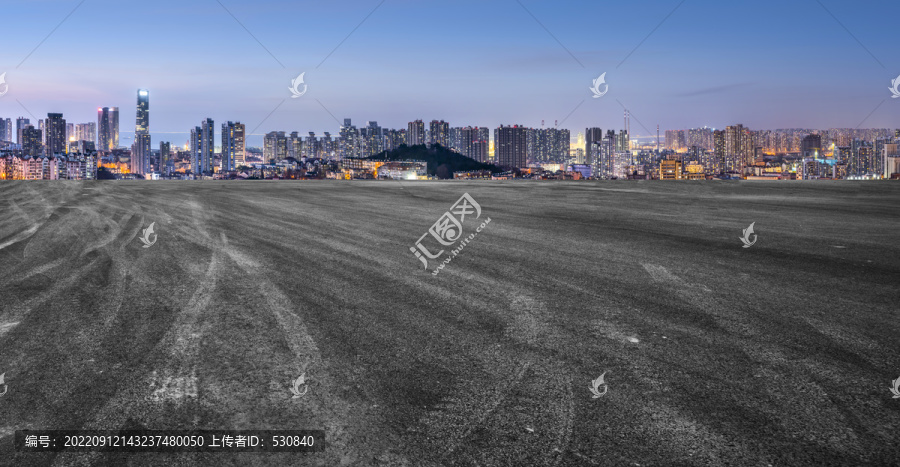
top-left (0, 0), bottom-right (898, 147)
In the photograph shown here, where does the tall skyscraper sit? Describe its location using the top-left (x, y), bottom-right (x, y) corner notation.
top-left (713, 130), bottom-right (725, 174)
top-left (190, 126), bottom-right (202, 175)
top-left (132, 134), bottom-right (151, 175)
top-left (408, 120), bottom-right (425, 146)
top-left (287, 131), bottom-right (302, 159)
top-left (849, 139), bottom-right (874, 176)
top-left (200, 118), bottom-right (214, 175)
top-left (585, 127), bottom-right (603, 173)
top-left (453, 126), bottom-right (490, 163)
top-left (136, 89), bottom-right (149, 134)
top-left (592, 131), bottom-right (616, 179)
top-left (321, 132), bottom-right (334, 157)
top-left (724, 124), bottom-right (753, 174)
top-left (74, 123), bottom-right (96, 145)
top-left (800, 134), bottom-right (822, 159)
top-left (97, 107), bottom-right (119, 152)
top-left (22, 126), bottom-right (42, 157)
top-left (429, 120), bottom-right (449, 147)
top-left (221, 121), bottom-right (245, 171)
top-left (45, 113), bottom-right (67, 155)
top-left (132, 90), bottom-right (151, 175)
top-left (361, 121), bottom-right (383, 157)
top-left (16, 117), bottom-right (30, 145)
top-left (494, 125), bottom-right (527, 169)
top-left (305, 132), bottom-right (321, 158)
top-left (528, 127), bottom-right (570, 163)
top-left (615, 130), bottom-right (629, 154)
top-left (263, 131), bottom-right (287, 163)
top-left (0, 118), bottom-right (12, 142)
top-left (339, 119), bottom-right (360, 159)
top-left (159, 141), bottom-right (171, 176)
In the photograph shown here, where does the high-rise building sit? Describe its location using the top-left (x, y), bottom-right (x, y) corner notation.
top-left (453, 126), bottom-right (490, 163)
top-left (287, 131), bottom-right (301, 159)
top-left (132, 134), bottom-right (151, 175)
top-left (528, 127), bottom-right (570, 163)
top-left (159, 141), bottom-right (171, 176)
top-left (0, 118), bottom-right (11, 142)
top-left (362, 121), bottom-right (383, 156)
top-left (882, 141), bottom-right (899, 178)
top-left (97, 107), bottom-right (119, 152)
top-left (136, 89), bottom-right (149, 134)
top-left (221, 121), bottom-right (245, 171)
top-left (595, 131), bottom-right (616, 179)
top-left (408, 120), bottom-right (425, 146)
top-left (494, 125), bottom-right (527, 169)
top-left (22, 126), bottom-right (42, 157)
top-left (616, 129), bottom-right (629, 154)
top-left (800, 134), bottom-right (822, 159)
top-left (429, 120), bottom-right (449, 148)
top-left (384, 128), bottom-right (406, 151)
top-left (200, 118), bottom-right (214, 175)
top-left (585, 127), bottom-right (603, 171)
top-left (132, 90), bottom-right (151, 175)
top-left (74, 123), bottom-right (96, 145)
top-left (321, 132), bottom-right (334, 157)
top-left (724, 124), bottom-right (753, 174)
top-left (339, 119), bottom-right (360, 159)
top-left (849, 139), bottom-right (874, 176)
top-left (190, 127), bottom-right (202, 175)
top-left (665, 130), bottom-right (687, 150)
top-left (264, 131), bottom-right (287, 163)
top-left (16, 117), bottom-right (30, 145)
top-left (713, 130), bottom-right (725, 174)
top-left (305, 132), bottom-right (320, 158)
top-left (45, 113), bottom-right (67, 155)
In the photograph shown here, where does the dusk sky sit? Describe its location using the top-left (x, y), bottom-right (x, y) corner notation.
top-left (1, 0), bottom-right (897, 147)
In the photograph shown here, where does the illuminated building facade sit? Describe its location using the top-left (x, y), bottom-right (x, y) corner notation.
top-left (407, 120), bottom-right (425, 146)
top-left (200, 118), bottom-right (214, 175)
top-left (429, 120), bottom-right (449, 147)
top-left (45, 113), bottom-right (67, 155)
top-left (222, 121), bottom-right (245, 171)
top-left (97, 107), bottom-right (119, 152)
top-left (494, 124), bottom-right (527, 169)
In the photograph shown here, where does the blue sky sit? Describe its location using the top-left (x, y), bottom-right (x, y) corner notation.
top-left (0, 0), bottom-right (897, 146)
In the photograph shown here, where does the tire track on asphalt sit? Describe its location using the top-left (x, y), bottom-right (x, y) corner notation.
top-left (638, 262), bottom-right (863, 458)
top-left (0, 259), bottom-right (101, 330)
top-left (0, 195), bottom-right (55, 255)
top-left (409, 257), bottom-right (747, 464)
top-left (550, 373), bottom-right (576, 467)
top-left (439, 361), bottom-right (532, 461)
top-left (146, 243), bottom-right (219, 402)
top-left (146, 200), bottom-right (222, 402)
top-left (215, 232), bottom-right (366, 463)
top-left (54, 198), bottom-right (219, 466)
top-left (458, 264), bottom-right (752, 464)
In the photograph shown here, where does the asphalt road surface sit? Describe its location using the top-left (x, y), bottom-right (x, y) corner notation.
top-left (1, 180), bottom-right (899, 466)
